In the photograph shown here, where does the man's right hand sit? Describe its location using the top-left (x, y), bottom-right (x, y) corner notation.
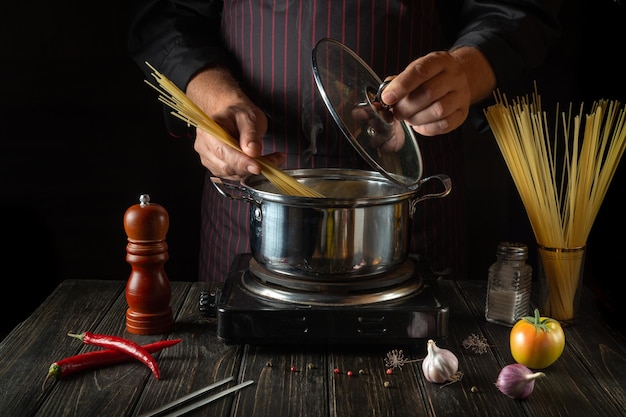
top-left (185, 67), bottom-right (285, 180)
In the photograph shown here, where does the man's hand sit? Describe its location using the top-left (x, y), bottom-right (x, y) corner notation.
top-left (186, 67), bottom-right (285, 180)
top-left (380, 47), bottom-right (496, 136)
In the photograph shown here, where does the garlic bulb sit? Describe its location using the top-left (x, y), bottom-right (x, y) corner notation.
top-left (496, 364), bottom-right (545, 399)
top-left (422, 339), bottom-right (459, 383)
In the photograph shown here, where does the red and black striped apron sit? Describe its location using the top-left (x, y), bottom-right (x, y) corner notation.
top-left (199, 1), bottom-right (468, 282)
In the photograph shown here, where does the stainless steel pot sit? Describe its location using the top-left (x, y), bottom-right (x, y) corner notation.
top-left (212, 168), bottom-right (451, 279)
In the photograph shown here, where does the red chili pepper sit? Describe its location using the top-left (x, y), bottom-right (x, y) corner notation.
top-left (46, 338), bottom-right (181, 384)
top-left (67, 331), bottom-right (162, 380)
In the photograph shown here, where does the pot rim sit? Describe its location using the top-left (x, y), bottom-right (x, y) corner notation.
top-left (241, 168), bottom-right (418, 207)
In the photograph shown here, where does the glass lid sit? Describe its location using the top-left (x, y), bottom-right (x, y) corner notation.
top-left (312, 38), bottom-right (423, 188)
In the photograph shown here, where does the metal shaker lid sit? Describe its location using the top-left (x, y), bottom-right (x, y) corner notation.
top-left (312, 38), bottom-right (423, 188)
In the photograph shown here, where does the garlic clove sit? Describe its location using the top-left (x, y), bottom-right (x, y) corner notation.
top-left (422, 339), bottom-right (459, 383)
top-left (496, 363), bottom-right (545, 399)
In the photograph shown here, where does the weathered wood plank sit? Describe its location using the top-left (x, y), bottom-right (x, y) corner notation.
top-left (132, 282), bottom-right (245, 417)
top-left (454, 281), bottom-right (626, 417)
top-left (561, 290), bottom-right (626, 413)
top-left (330, 346), bottom-right (427, 417)
top-left (34, 280), bottom-right (190, 417)
top-left (0, 280), bottom-right (126, 417)
top-left (234, 345), bottom-right (329, 417)
top-left (427, 280), bottom-right (526, 417)
top-left (1, 279), bottom-right (624, 417)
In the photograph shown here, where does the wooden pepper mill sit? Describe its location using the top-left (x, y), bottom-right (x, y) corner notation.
top-left (123, 194), bottom-right (173, 334)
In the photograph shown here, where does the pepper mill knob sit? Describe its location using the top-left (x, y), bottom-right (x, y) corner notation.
top-left (123, 194), bottom-right (173, 334)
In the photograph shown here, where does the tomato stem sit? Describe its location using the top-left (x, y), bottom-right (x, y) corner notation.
top-left (523, 309), bottom-right (551, 333)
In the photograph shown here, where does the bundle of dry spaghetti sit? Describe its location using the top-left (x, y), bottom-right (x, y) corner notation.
top-left (144, 62), bottom-right (324, 198)
top-left (484, 86), bottom-right (626, 321)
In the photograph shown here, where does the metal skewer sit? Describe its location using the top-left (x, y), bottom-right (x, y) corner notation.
top-left (138, 376), bottom-right (254, 417)
top-left (161, 380), bottom-right (255, 417)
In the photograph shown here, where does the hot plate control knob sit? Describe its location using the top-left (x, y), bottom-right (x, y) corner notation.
top-left (199, 283), bottom-right (222, 318)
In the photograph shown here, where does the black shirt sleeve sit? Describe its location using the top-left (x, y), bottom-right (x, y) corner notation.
top-left (449, 0), bottom-right (563, 90)
top-left (126, 0), bottom-right (233, 91)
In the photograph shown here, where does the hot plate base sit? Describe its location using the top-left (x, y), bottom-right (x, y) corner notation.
top-left (212, 254), bottom-right (449, 346)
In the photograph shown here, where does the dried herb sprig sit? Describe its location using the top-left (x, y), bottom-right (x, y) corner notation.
top-left (384, 349), bottom-right (422, 370)
top-left (462, 334), bottom-right (490, 355)
top-left (440, 371), bottom-right (464, 388)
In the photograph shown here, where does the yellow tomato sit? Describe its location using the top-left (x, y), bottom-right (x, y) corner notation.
top-left (510, 309), bottom-right (565, 369)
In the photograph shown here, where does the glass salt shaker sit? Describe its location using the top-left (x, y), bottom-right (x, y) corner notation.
top-left (485, 242), bottom-right (532, 326)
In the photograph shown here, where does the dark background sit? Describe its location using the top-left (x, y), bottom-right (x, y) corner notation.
top-left (1, 1), bottom-right (624, 338)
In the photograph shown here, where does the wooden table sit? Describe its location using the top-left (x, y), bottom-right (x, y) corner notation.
top-left (1, 275), bottom-right (624, 417)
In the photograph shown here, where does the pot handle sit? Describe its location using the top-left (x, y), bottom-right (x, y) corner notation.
top-left (409, 174), bottom-right (452, 217)
top-left (210, 177), bottom-right (254, 202)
